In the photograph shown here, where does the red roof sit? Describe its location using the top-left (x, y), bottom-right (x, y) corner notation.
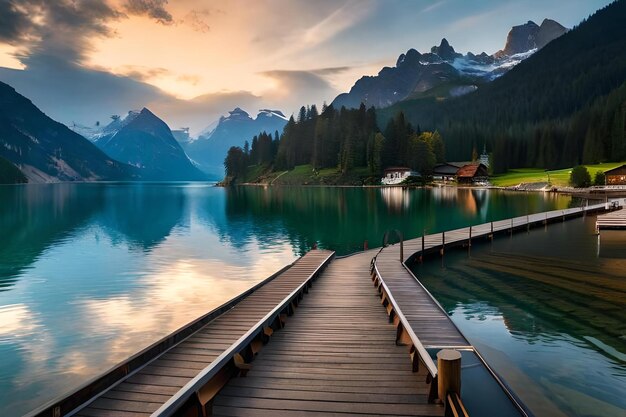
top-left (457, 164), bottom-right (487, 178)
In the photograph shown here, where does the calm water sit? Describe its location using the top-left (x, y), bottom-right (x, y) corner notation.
top-left (0, 183), bottom-right (580, 416)
top-left (413, 218), bottom-right (626, 417)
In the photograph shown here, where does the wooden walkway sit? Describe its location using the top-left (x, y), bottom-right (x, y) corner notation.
top-left (210, 251), bottom-right (443, 417)
top-left (596, 206), bottom-right (626, 230)
top-left (392, 203), bottom-right (608, 262)
top-left (31, 250), bottom-right (334, 417)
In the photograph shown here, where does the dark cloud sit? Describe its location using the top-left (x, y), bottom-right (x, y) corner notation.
top-left (312, 66), bottom-right (353, 76)
top-left (0, 0), bottom-right (35, 43)
top-left (123, 0), bottom-right (173, 25)
top-left (113, 65), bottom-right (171, 81)
top-left (261, 70), bottom-right (334, 92)
top-left (0, 0), bottom-right (122, 64)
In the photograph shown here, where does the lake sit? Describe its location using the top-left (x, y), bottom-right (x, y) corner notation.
top-left (0, 183), bottom-right (584, 415)
top-left (412, 217), bottom-right (626, 417)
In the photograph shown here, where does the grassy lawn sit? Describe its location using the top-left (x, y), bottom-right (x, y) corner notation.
top-left (272, 165), bottom-right (342, 185)
top-left (491, 162), bottom-right (626, 187)
top-left (266, 164), bottom-right (377, 185)
top-left (242, 164), bottom-right (268, 183)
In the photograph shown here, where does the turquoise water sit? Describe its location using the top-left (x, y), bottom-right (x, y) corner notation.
top-left (0, 183), bottom-right (579, 415)
top-left (412, 217), bottom-right (626, 417)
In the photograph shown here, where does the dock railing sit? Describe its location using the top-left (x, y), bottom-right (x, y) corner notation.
top-left (371, 261), bottom-right (440, 401)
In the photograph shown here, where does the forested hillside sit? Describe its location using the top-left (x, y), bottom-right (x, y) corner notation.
top-left (381, 0), bottom-right (626, 173)
top-left (224, 104), bottom-right (445, 182)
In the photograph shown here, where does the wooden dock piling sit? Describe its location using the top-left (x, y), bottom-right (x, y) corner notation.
top-left (437, 350), bottom-right (462, 402)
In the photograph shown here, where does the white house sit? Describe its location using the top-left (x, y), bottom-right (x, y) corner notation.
top-left (381, 167), bottom-right (419, 185)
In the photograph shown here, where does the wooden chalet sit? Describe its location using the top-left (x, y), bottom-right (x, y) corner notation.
top-left (605, 164), bottom-right (626, 185)
top-left (457, 163), bottom-right (489, 184)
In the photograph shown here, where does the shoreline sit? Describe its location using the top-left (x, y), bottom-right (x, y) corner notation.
top-left (224, 181), bottom-right (626, 197)
top-left (3, 180), bottom-right (626, 198)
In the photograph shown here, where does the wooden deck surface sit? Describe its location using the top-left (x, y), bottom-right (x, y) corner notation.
top-left (596, 207), bottom-right (626, 229)
top-left (211, 252), bottom-right (444, 417)
top-left (72, 250), bottom-right (334, 417)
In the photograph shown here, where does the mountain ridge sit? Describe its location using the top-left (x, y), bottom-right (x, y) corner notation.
top-left (184, 107), bottom-right (287, 178)
top-left (0, 81), bottom-right (134, 183)
top-left (94, 107), bottom-right (207, 181)
top-left (332, 18), bottom-right (567, 109)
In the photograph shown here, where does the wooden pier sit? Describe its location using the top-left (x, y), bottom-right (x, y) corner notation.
top-left (210, 252), bottom-right (443, 417)
top-left (596, 204), bottom-right (625, 230)
top-left (26, 202), bottom-right (610, 417)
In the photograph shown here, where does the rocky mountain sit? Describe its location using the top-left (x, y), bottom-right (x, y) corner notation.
top-left (495, 19), bottom-right (567, 57)
top-left (0, 81), bottom-right (133, 183)
top-left (184, 107), bottom-right (287, 178)
top-left (332, 18), bottom-right (567, 109)
top-left (94, 108), bottom-right (206, 181)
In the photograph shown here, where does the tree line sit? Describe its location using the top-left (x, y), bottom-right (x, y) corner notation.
top-left (224, 104), bottom-right (446, 180)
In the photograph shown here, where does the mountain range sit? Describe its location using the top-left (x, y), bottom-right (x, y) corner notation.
top-left (0, 81), bottom-right (133, 183)
top-left (183, 107), bottom-right (287, 178)
top-left (332, 18), bottom-right (567, 109)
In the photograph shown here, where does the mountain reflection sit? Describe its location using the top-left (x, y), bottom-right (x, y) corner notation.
top-left (95, 183), bottom-right (188, 251)
top-left (0, 185), bottom-right (103, 290)
top-left (0, 184), bottom-right (189, 292)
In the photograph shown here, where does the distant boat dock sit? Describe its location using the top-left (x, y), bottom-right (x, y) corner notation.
top-left (27, 202), bottom-right (613, 417)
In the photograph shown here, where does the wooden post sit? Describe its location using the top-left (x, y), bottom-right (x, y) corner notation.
top-left (437, 349), bottom-right (462, 402)
top-left (510, 218), bottom-right (513, 235)
top-left (490, 221), bottom-right (494, 240)
top-left (420, 230), bottom-right (425, 263)
top-left (400, 239), bottom-right (404, 263)
top-left (527, 214), bottom-right (530, 232)
top-left (440, 231), bottom-right (445, 256)
top-left (468, 226), bottom-right (472, 248)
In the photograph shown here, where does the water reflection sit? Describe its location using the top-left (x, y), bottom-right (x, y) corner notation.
top-left (0, 184), bottom-right (580, 416)
top-left (413, 217), bottom-right (626, 417)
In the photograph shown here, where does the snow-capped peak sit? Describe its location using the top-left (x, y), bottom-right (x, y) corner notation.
top-left (257, 109), bottom-right (287, 120)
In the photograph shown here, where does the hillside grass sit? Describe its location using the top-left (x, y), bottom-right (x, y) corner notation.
top-left (244, 164), bottom-right (377, 186)
top-left (491, 162), bottom-right (626, 187)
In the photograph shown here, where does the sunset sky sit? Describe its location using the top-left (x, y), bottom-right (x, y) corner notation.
top-left (0, 0), bottom-right (612, 134)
